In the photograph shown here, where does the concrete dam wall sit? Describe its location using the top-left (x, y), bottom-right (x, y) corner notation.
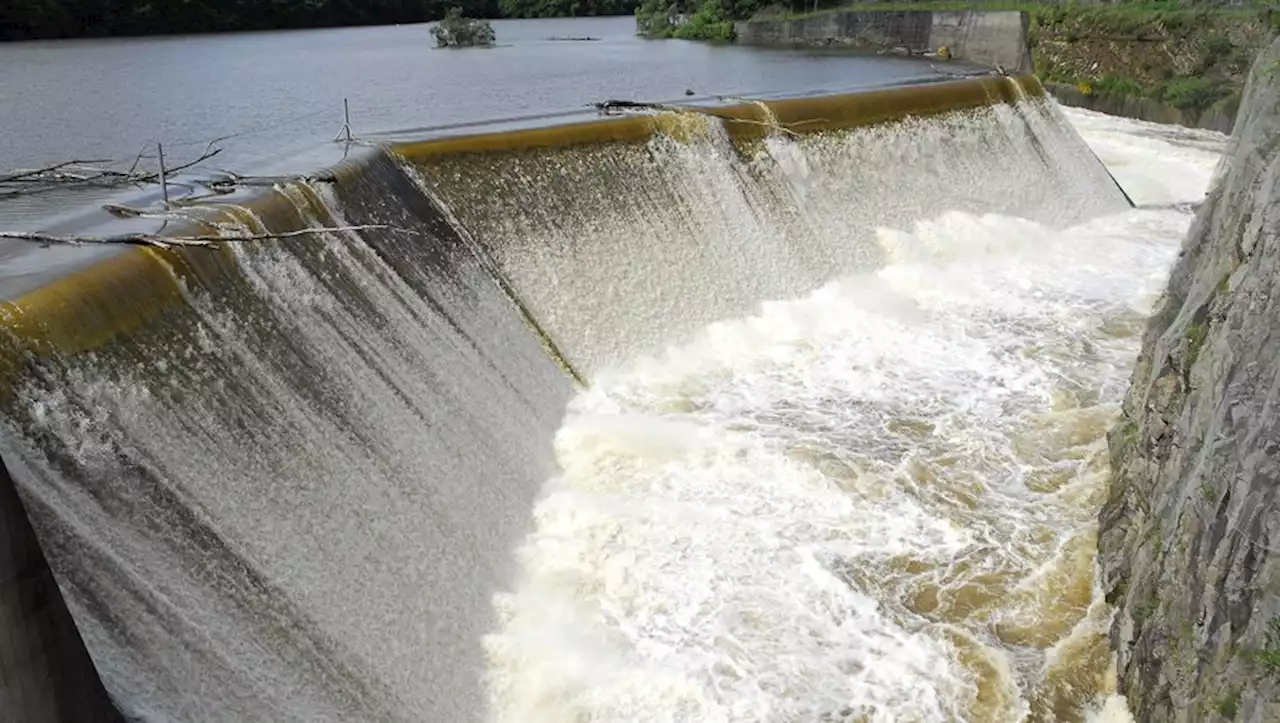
top-left (735, 10), bottom-right (1034, 75)
top-left (0, 76), bottom-right (1131, 720)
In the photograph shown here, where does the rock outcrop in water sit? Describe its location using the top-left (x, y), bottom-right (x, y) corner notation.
top-left (1100, 36), bottom-right (1280, 722)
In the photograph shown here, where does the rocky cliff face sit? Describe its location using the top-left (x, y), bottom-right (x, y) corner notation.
top-left (1100, 37), bottom-right (1280, 722)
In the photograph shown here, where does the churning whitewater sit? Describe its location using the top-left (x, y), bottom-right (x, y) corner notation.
top-left (484, 108), bottom-right (1226, 722)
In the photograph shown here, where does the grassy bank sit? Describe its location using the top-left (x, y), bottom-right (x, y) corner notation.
top-left (1031, 4), bottom-right (1274, 116)
top-left (714, 1), bottom-right (1275, 117)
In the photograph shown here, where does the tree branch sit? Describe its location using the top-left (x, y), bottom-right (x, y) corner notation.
top-left (0, 147), bottom-right (223, 198)
top-left (0, 159), bottom-right (114, 184)
top-left (0, 224), bottom-right (411, 249)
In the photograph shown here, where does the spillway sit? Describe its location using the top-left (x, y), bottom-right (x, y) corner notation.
top-left (0, 77), bottom-right (1211, 722)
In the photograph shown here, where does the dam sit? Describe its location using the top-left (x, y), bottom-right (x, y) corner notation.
top-left (0, 51), bottom-right (1228, 723)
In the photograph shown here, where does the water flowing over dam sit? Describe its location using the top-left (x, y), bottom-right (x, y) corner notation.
top-left (0, 77), bottom-right (1224, 721)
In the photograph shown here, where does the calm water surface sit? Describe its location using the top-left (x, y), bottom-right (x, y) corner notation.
top-left (2, 17), bottom-right (941, 181)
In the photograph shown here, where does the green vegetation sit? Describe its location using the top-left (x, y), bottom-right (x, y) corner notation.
top-left (1061, 73), bottom-right (1238, 115)
top-left (674, 0), bottom-right (736, 40)
top-left (746, 1), bottom-right (1273, 22)
top-left (636, 0), bottom-right (776, 39)
top-left (1028, 2), bottom-right (1270, 115)
top-left (1217, 274), bottom-right (1233, 298)
top-left (1117, 419), bottom-right (1140, 455)
top-left (1134, 596), bottom-right (1159, 622)
top-left (1216, 686), bottom-right (1241, 720)
top-left (431, 7), bottom-right (496, 45)
top-left (724, 1), bottom-right (1268, 115)
top-left (1092, 76), bottom-right (1146, 98)
top-left (754, 1), bottom-right (1033, 18)
top-left (1199, 479), bottom-right (1218, 503)
top-left (1186, 322), bottom-right (1209, 368)
top-left (1035, 5), bottom-right (1239, 37)
top-left (1, 0), bottom-right (638, 40)
top-left (1158, 76), bottom-right (1233, 109)
top-left (635, 0), bottom-right (678, 35)
top-left (1257, 616), bottom-right (1280, 675)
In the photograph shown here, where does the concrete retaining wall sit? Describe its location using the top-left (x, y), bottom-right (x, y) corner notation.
top-left (1047, 83), bottom-right (1238, 134)
top-left (735, 10), bottom-right (1033, 74)
top-left (733, 11), bottom-right (932, 51)
top-left (929, 11), bottom-right (1032, 74)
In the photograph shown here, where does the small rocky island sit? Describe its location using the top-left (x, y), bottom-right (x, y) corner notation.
top-left (431, 7), bottom-right (495, 48)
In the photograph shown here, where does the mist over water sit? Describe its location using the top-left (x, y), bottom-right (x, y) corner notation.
top-left (483, 107), bottom-right (1226, 722)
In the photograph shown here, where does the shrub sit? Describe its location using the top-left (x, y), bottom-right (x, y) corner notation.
top-left (430, 7), bottom-right (495, 47)
top-left (673, 0), bottom-right (735, 40)
top-left (636, 0), bottom-right (679, 36)
top-left (1203, 32), bottom-right (1234, 60)
top-left (1158, 76), bottom-right (1232, 110)
top-left (1094, 75), bottom-right (1145, 97)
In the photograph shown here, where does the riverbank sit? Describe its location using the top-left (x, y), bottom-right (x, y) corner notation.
top-left (728, 3), bottom-right (1275, 130)
top-left (1034, 4), bottom-right (1273, 131)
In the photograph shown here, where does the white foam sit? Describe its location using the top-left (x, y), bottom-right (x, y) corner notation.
top-left (487, 111), bottom-right (1226, 721)
top-left (430, 96), bottom-right (1132, 377)
top-left (1087, 696), bottom-right (1136, 723)
top-left (1059, 105), bottom-right (1226, 207)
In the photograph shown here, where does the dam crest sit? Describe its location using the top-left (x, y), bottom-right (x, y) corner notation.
top-left (0, 75), bottom-right (1144, 721)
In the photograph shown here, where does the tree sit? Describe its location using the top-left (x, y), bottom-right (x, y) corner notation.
top-left (430, 6), bottom-right (496, 46)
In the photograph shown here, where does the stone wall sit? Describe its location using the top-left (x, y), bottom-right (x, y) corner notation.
top-left (735, 10), bottom-right (1033, 74)
top-left (1099, 36), bottom-right (1280, 723)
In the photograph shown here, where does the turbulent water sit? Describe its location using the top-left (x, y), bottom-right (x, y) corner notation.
top-left (0, 87), bottom-right (1225, 723)
top-left (417, 92), bottom-right (1128, 377)
top-left (482, 107), bottom-right (1226, 722)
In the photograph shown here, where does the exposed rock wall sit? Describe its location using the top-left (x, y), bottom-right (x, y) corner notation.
top-left (1100, 36), bottom-right (1280, 722)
